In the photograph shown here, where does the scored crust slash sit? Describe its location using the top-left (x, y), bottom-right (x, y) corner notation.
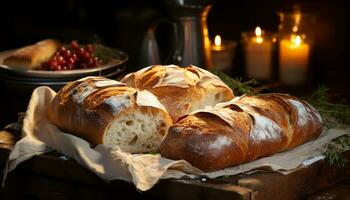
top-left (48, 76), bottom-right (172, 153)
top-left (47, 65), bottom-right (323, 171)
top-left (160, 94), bottom-right (323, 171)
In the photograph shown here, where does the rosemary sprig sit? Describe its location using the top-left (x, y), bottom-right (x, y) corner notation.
top-left (209, 68), bottom-right (260, 96)
top-left (92, 44), bottom-right (118, 64)
top-left (212, 71), bottom-right (350, 127)
top-left (299, 85), bottom-right (350, 167)
top-left (210, 71), bottom-right (350, 168)
top-left (304, 85), bottom-right (350, 127)
top-left (324, 135), bottom-right (350, 168)
top-left (86, 35), bottom-right (119, 64)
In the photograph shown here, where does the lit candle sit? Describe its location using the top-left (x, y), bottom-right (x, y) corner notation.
top-left (213, 35), bottom-right (223, 50)
top-left (211, 35), bottom-right (236, 73)
top-left (244, 26), bottom-right (273, 81)
top-left (279, 34), bottom-right (310, 85)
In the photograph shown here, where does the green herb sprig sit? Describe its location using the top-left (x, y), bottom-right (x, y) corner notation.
top-left (305, 86), bottom-right (350, 167)
top-left (92, 44), bottom-right (118, 64)
top-left (324, 135), bottom-right (350, 168)
top-left (304, 85), bottom-right (350, 128)
top-left (211, 70), bottom-right (350, 168)
top-left (209, 68), bottom-right (262, 96)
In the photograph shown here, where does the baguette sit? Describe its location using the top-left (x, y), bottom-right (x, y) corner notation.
top-left (48, 76), bottom-right (172, 153)
top-left (121, 65), bottom-right (235, 122)
top-left (160, 94), bottom-right (323, 171)
top-left (3, 39), bottom-right (61, 69)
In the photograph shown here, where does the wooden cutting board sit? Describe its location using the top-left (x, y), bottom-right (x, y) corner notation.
top-left (0, 129), bottom-right (349, 200)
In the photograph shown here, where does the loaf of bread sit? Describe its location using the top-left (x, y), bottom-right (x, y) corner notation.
top-left (121, 65), bottom-right (235, 122)
top-left (48, 76), bottom-right (172, 153)
top-left (3, 39), bottom-right (61, 69)
top-left (160, 94), bottom-right (323, 171)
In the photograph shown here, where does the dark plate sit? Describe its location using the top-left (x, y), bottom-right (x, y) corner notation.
top-left (0, 48), bottom-right (128, 79)
top-left (0, 65), bottom-right (126, 93)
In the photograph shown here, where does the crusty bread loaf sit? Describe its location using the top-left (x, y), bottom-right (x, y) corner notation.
top-left (160, 94), bottom-right (323, 171)
top-left (121, 65), bottom-right (235, 122)
top-left (48, 76), bottom-right (172, 153)
top-left (3, 39), bottom-right (61, 69)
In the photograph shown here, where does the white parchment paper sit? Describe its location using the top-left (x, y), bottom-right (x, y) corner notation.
top-left (3, 86), bottom-right (350, 191)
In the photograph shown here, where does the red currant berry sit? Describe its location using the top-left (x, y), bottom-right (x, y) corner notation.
top-left (66, 57), bottom-right (75, 65)
top-left (56, 56), bottom-right (65, 65)
top-left (78, 48), bottom-right (85, 56)
top-left (63, 50), bottom-right (71, 58)
top-left (71, 53), bottom-right (78, 61)
top-left (85, 44), bottom-right (95, 52)
top-left (82, 52), bottom-right (91, 60)
top-left (49, 60), bottom-right (58, 69)
top-left (71, 40), bottom-right (79, 49)
top-left (59, 46), bottom-right (66, 53)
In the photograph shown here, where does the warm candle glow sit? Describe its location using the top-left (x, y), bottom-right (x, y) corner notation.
top-left (214, 35), bottom-right (222, 46)
top-left (255, 27), bottom-right (262, 36)
top-left (292, 25), bottom-right (298, 33)
top-left (211, 35), bottom-right (236, 71)
top-left (244, 26), bottom-right (272, 80)
top-left (294, 13), bottom-right (301, 26)
top-left (294, 35), bottom-right (302, 45)
top-left (279, 34), bottom-right (310, 85)
top-left (254, 27), bottom-right (263, 43)
top-left (290, 35), bottom-right (302, 47)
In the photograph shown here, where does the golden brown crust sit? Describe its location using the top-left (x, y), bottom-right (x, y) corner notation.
top-left (48, 77), bottom-right (172, 147)
top-left (160, 94), bottom-right (323, 171)
top-left (3, 39), bottom-right (61, 69)
top-left (161, 112), bottom-right (251, 171)
top-left (121, 65), bottom-right (235, 122)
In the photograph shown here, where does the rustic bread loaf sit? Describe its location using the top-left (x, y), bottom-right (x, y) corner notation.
top-left (160, 94), bottom-right (323, 171)
top-left (121, 65), bottom-right (235, 122)
top-left (48, 76), bottom-right (172, 153)
top-left (3, 39), bottom-right (61, 69)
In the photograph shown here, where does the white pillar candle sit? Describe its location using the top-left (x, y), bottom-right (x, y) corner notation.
top-left (211, 35), bottom-right (236, 72)
top-left (279, 35), bottom-right (310, 85)
top-left (244, 27), bottom-right (273, 81)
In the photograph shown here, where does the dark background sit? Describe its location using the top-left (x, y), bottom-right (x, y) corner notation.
top-left (0, 0), bottom-right (348, 126)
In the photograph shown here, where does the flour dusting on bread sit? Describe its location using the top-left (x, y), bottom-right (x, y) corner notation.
top-left (208, 136), bottom-right (232, 150)
top-left (48, 76), bottom-right (172, 154)
top-left (121, 65), bottom-right (234, 122)
top-left (95, 80), bottom-right (126, 88)
top-left (287, 99), bottom-right (309, 126)
top-left (71, 82), bottom-right (97, 104)
top-left (250, 114), bottom-right (283, 142)
top-left (104, 95), bottom-right (131, 116)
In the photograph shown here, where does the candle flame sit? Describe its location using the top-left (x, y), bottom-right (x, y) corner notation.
top-left (214, 35), bottom-right (222, 46)
top-left (292, 25), bottom-right (298, 33)
top-left (254, 27), bottom-right (263, 43)
top-left (291, 35), bottom-right (302, 46)
top-left (255, 27), bottom-right (262, 37)
top-left (295, 36), bottom-right (301, 45)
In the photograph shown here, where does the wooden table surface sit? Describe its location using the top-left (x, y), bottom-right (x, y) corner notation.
top-left (0, 128), bottom-right (350, 200)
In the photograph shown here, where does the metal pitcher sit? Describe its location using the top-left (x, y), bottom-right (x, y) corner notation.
top-left (140, 0), bottom-right (212, 68)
